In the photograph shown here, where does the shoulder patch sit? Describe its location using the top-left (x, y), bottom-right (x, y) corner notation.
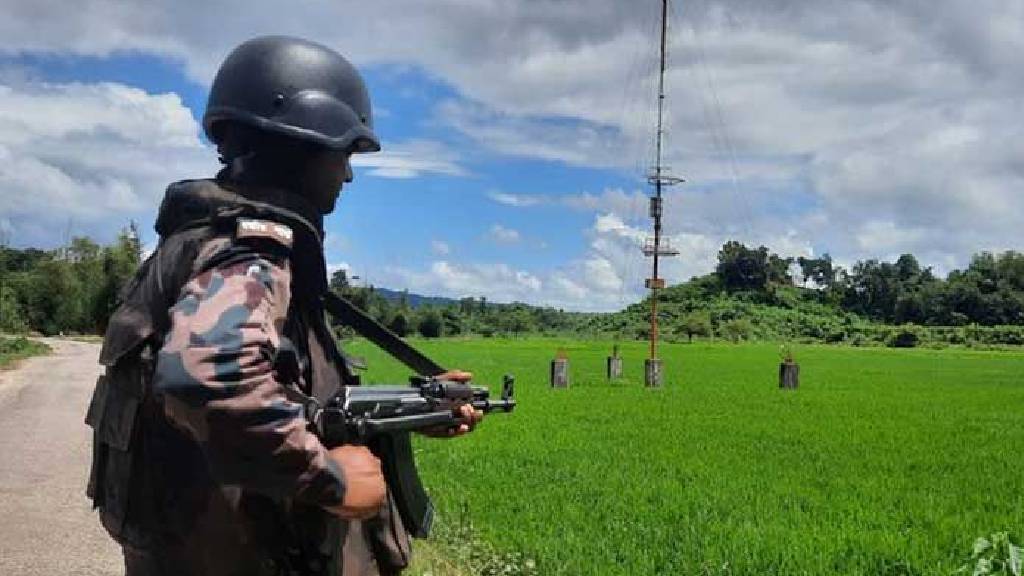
top-left (236, 218), bottom-right (294, 249)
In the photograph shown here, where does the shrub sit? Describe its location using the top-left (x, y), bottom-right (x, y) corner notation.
top-left (887, 326), bottom-right (920, 348)
top-left (388, 312), bottom-right (411, 337)
top-left (953, 532), bottom-right (1022, 576)
top-left (677, 312), bottom-right (712, 342)
top-left (825, 328), bottom-right (847, 344)
top-left (720, 318), bottom-right (753, 343)
top-left (0, 336), bottom-right (49, 367)
top-left (0, 336), bottom-right (35, 355)
top-left (417, 310), bottom-right (442, 338)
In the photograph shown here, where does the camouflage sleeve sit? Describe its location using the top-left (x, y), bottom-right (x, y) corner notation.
top-left (153, 235), bottom-right (345, 507)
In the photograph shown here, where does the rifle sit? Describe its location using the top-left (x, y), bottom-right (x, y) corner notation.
top-left (317, 292), bottom-right (516, 538)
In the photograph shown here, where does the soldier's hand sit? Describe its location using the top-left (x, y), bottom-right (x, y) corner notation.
top-left (420, 370), bottom-right (484, 438)
top-left (325, 445), bottom-right (386, 520)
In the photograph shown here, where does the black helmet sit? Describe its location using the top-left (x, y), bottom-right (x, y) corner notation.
top-left (203, 36), bottom-right (380, 153)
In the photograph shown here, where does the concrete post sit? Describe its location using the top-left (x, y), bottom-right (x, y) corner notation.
top-left (550, 358), bottom-right (569, 388)
top-left (644, 358), bottom-right (663, 387)
top-left (779, 362), bottom-right (800, 389)
top-left (606, 356), bottom-right (623, 379)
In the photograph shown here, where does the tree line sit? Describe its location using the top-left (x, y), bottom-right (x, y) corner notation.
top-left (2, 233), bottom-right (1021, 344)
top-left (327, 269), bottom-right (586, 339)
top-left (0, 231), bottom-right (586, 339)
top-left (0, 226), bottom-right (142, 335)
top-left (713, 240), bottom-right (1024, 326)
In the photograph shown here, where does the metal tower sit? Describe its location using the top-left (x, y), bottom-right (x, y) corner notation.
top-left (642, 0), bottom-right (683, 387)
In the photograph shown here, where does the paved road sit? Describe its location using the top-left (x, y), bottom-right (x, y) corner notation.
top-left (0, 339), bottom-right (121, 575)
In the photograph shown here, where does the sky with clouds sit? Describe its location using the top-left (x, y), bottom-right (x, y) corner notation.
top-left (0, 0), bottom-right (1022, 311)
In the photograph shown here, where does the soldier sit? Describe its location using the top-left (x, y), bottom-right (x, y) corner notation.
top-left (86, 36), bottom-right (481, 575)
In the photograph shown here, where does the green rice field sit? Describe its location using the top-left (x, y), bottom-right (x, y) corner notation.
top-left (346, 338), bottom-right (1024, 575)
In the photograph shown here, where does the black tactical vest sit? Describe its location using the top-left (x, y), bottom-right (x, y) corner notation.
top-left (85, 179), bottom-right (404, 576)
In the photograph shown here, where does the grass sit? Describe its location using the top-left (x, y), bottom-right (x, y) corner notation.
top-left (344, 337), bottom-right (1024, 575)
top-left (0, 336), bottom-right (50, 368)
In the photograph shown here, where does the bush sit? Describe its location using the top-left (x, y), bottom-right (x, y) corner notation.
top-left (953, 532), bottom-right (1022, 576)
top-left (0, 287), bottom-right (27, 333)
top-left (0, 336), bottom-right (35, 355)
top-left (677, 312), bottom-right (712, 342)
top-left (824, 328), bottom-right (847, 344)
top-left (417, 310), bottom-right (442, 338)
top-left (989, 326), bottom-right (1024, 346)
top-left (0, 336), bottom-right (49, 367)
top-left (887, 326), bottom-right (920, 348)
top-left (720, 318), bottom-right (753, 343)
top-left (388, 312), bottom-right (410, 337)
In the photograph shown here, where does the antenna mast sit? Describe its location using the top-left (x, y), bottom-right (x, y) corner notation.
top-left (642, 0), bottom-right (683, 387)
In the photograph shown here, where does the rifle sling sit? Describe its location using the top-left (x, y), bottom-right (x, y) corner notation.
top-left (321, 291), bottom-right (447, 377)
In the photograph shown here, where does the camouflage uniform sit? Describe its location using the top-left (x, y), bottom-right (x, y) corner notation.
top-left (87, 176), bottom-right (408, 575)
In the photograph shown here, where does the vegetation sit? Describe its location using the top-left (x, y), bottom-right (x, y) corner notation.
top-left (2, 232), bottom-right (1021, 351)
top-left (0, 336), bottom-right (50, 368)
top-left (345, 337), bottom-right (1024, 576)
top-left (329, 268), bottom-right (595, 339)
top-left (329, 241), bottom-right (1024, 349)
top-left (953, 532), bottom-right (1022, 576)
top-left (0, 225), bottom-right (142, 336)
top-left (589, 243), bottom-right (1024, 348)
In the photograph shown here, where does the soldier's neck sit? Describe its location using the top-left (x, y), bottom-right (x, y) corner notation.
top-left (225, 154), bottom-right (305, 194)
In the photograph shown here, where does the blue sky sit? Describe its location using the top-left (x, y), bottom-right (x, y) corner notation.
top-left (1, 0), bottom-right (1022, 311)
top-left (1, 50), bottom-right (649, 307)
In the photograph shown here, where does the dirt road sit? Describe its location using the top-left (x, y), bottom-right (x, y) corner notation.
top-left (0, 338), bottom-right (121, 575)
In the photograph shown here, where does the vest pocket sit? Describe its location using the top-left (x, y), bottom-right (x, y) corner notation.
top-left (86, 358), bottom-right (146, 542)
top-left (96, 360), bottom-right (144, 451)
top-left (85, 374), bottom-right (109, 503)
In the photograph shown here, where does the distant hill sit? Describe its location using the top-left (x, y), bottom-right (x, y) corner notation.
top-left (373, 287), bottom-right (459, 309)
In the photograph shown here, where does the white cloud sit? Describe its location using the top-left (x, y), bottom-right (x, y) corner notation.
top-left (488, 224), bottom-right (521, 244)
top-left (436, 99), bottom-right (626, 168)
top-left (2, 0), bottom-right (1023, 283)
top-left (487, 189), bottom-right (652, 218)
top-left (350, 139), bottom-right (467, 179)
top-left (326, 261), bottom-right (351, 276)
top-left (430, 240), bottom-right (451, 256)
top-left (380, 260), bottom-right (543, 304)
top-left (373, 214), bottom-right (713, 311)
top-left (0, 79), bottom-right (466, 248)
top-left (487, 191), bottom-right (545, 207)
top-left (562, 188), bottom-right (649, 216)
top-left (0, 80), bottom-right (216, 248)
top-left (378, 258), bottom-right (617, 311)
top-left (0, 217), bottom-right (13, 245)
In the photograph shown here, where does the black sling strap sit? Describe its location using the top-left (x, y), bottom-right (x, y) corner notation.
top-left (320, 291), bottom-right (447, 378)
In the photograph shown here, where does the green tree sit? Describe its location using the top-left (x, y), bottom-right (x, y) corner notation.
top-left (95, 226), bottom-right (143, 333)
top-left (716, 241), bottom-right (770, 292)
top-left (767, 254), bottom-right (794, 285)
top-left (678, 312), bottom-right (712, 342)
top-left (0, 282), bottom-right (26, 333)
top-left (720, 318), bottom-right (753, 343)
top-left (329, 268), bottom-right (350, 293)
top-left (388, 311), bottom-right (410, 337)
top-left (797, 254), bottom-right (835, 288)
top-left (417, 309), bottom-right (442, 338)
top-left (458, 297), bottom-right (476, 316)
top-left (441, 308), bottom-right (463, 336)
